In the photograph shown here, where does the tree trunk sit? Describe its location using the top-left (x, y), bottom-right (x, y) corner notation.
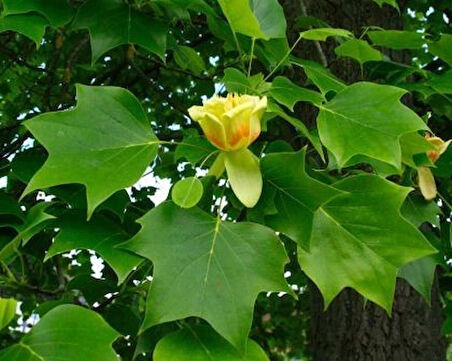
top-left (280, 0), bottom-right (447, 360)
top-left (309, 277), bottom-right (445, 361)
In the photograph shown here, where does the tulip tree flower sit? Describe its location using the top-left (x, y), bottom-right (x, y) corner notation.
top-left (188, 94), bottom-right (267, 207)
top-left (418, 135), bottom-right (450, 201)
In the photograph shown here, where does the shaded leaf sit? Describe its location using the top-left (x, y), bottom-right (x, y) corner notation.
top-left (269, 76), bottom-right (324, 110)
top-left (45, 211), bottom-right (142, 284)
top-left (2, 0), bottom-right (75, 27)
top-left (428, 33), bottom-right (452, 66)
top-left (0, 13), bottom-right (47, 46)
top-left (368, 30), bottom-right (426, 50)
top-left (258, 150), bottom-right (341, 249)
top-left (154, 325), bottom-right (269, 360)
top-left (73, 0), bottom-right (168, 63)
top-left (291, 57), bottom-right (346, 94)
top-left (174, 45), bottom-right (206, 75)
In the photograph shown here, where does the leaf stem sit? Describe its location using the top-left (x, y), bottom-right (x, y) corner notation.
top-left (263, 33), bottom-right (303, 81)
top-left (247, 37), bottom-right (256, 77)
top-left (231, 31), bottom-right (246, 71)
top-left (437, 191), bottom-right (452, 210)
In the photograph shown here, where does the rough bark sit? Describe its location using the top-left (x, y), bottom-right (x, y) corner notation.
top-left (309, 277), bottom-right (445, 361)
top-left (279, 0), bottom-right (447, 360)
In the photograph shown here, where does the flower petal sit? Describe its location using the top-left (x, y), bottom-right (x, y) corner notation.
top-left (224, 148), bottom-right (263, 207)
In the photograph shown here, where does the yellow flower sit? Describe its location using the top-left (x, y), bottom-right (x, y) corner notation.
top-left (188, 93), bottom-right (267, 208)
top-left (418, 135), bottom-right (450, 201)
top-left (188, 93), bottom-right (267, 152)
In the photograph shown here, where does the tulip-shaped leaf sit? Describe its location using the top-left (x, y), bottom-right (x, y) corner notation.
top-left (0, 13), bottom-right (48, 46)
top-left (0, 305), bottom-right (120, 361)
top-left (2, 0), bottom-right (75, 27)
top-left (298, 175), bottom-right (436, 312)
top-left (154, 325), bottom-right (269, 361)
top-left (224, 148), bottom-right (263, 208)
top-left (121, 202), bottom-right (291, 352)
top-left (317, 82), bottom-right (428, 168)
top-left (73, 0), bottom-right (168, 63)
top-left (21, 85), bottom-right (159, 218)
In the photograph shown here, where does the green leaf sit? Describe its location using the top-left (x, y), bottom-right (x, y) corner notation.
top-left (72, 0), bottom-right (168, 63)
top-left (401, 193), bottom-right (441, 228)
top-left (425, 70), bottom-right (452, 94)
top-left (266, 102), bottom-right (324, 161)
top-left (299, 28), bottom-right (353, 41)
top-left (372, 0), bottom-right (399, 9)
top-left (269, 76), bottom-right (324, 110)
top-left (174, 45), bottom-right (206, 75)
top-left (2, 0), bottom-right (75, 27)
top-left (258, 150), bottom-right (342, 249)
top-left (10, 147), bottom-right (46, 184)
top-left (218, 0), bottom-right (286, 40)
top-left (429, 34), bottom-right (452, 66)
top-left (171, 177), bottom-right (204, 208)
top-left (17, 202), bottom-right (55, 246)
top-left (222, 68), bottom-right (255, 94)
top-left (296, 15), bottom-right (330, 29)
top-left (0, 191), bottom-right (23, 222)
top-left (0, 305), bottom-right (120, 361)
top-left (21, 85), bottom-right (159, 218)
top-left (0, 202), bottom-right (55, 263)
top-left (291, 57), bottom-right (346, 94)
top-left (368, 30), bottom-right (426, 50)
top-left (224, 148), bottom-right (262, 208)
top-left (154, 325), bottom-right (269, 360)
top-left (255, 38), bottom-right (290, 70)
top-left (398, 255), bottom-right (439, 304)
top-left (0, 13), bottom-right (47, 46)
top-left (45, 211), bottom-right (142, 284)
top-left (399, 132), bottom-right (436, 169)
top-left (175, 132), bottom-right (216, 165)
top-left (317, 82), bottom-right (428, 168)
top-left (0, 345), bottom-right (42, 361)
top-left (0, 298), bottom-right (17, 330)
top-left (298, 174), bottom-right (436, 312)
top-left (121, 202), bottom-right (290, 351)
top-left (335, 39), bottom-right (383, 65)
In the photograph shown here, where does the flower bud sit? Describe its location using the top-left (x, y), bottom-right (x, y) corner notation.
top-left (418, 135), bottom-right (450, 201)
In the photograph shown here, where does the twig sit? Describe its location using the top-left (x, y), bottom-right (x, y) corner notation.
top-left (299, 0), bottom-right (328, 67)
